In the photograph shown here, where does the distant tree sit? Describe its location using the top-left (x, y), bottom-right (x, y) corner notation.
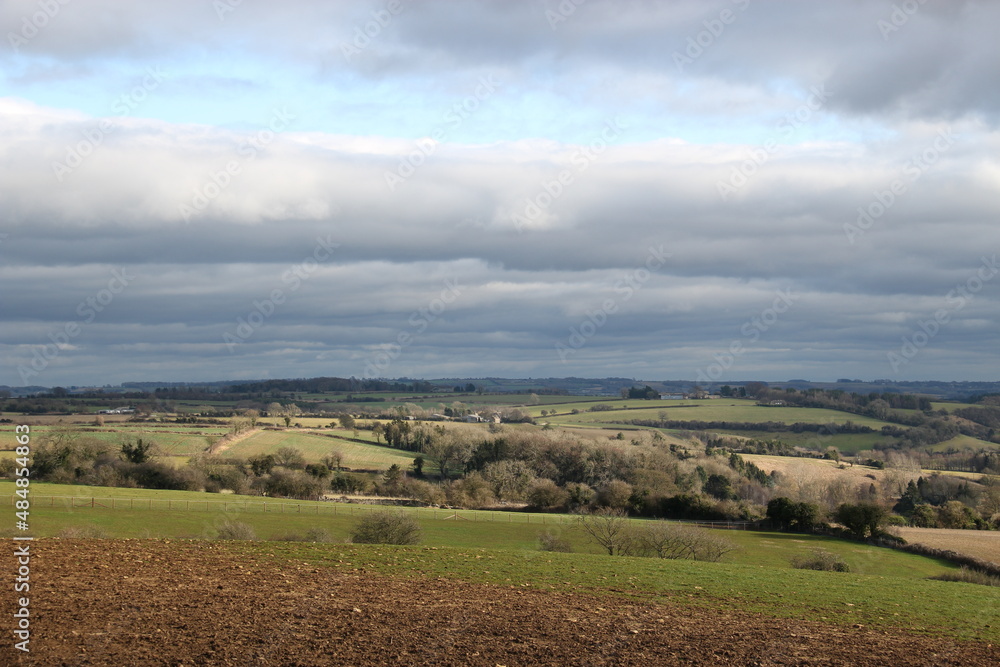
top-left (274, 447), bottom-right (305, 469)
top-left (767, 497), bottom-right (819, 532)
top-left (322, 450), bottom-right (345, 472)
top-left (526, 478), bottom-right (569, 510)
top-left (338, 414), bottom-right (356, 430)
top-left (834, 502), bottom-right (888, 540)
top-left (704, 474), bottom-right (735, 500)
top-left (304, 463), bottom-right (331, 479)
top-left (597, 479), bottom-right (633, 510)
top-left (382, 464), bottom-right (404, 493)
top-left (578, 508), bottom-right (636, 556)
top-left (241, 409), bottom-right (260, 427)
top-left (248, 454), bottom-right (276, 476)
top-left (412, 456), bottom-right (424, 477)
top-left (120, 437), bottom-right (153, 464)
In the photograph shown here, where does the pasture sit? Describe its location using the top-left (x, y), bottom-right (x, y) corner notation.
top-left (215, 429), bottom-right (417, 469)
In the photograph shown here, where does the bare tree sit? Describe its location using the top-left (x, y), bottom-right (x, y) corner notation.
top-left (577, 507), bottom-right (636, 556)
top-left (635, 521), bottom-right (737, 562)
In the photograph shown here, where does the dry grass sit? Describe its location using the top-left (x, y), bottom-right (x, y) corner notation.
top-left (898, 527), bottom-right (1000, 566)
top-left (743, 454), bottom-right (909, 485)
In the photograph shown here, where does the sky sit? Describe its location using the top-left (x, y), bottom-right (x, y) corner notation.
top-left (1, 0), bottom-right (998, 388)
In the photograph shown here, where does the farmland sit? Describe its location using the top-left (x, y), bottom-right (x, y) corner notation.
top-left (3, 385), bottom-right (1000, 664)
top-left (2, 539), bottom-right (998, 665)
top-left (219, 429), bottom-right (417, 470)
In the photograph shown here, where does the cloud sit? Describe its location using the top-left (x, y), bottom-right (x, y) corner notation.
top-left (1, 2), bottom-right (999, 385)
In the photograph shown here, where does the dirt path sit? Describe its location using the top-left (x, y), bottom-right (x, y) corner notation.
top-left (2, 540), bottom-right (997, 666)
top-left (209, 427), bottom-right (261, 455)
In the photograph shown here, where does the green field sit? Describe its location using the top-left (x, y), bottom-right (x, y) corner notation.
top-left (3, 481), bottom-right (960, 577)
top-left (238, 542), bottom-right (999, 642)
top-left (928, 434), bottom-right (998, 452)
top-left (220, 429), bottom-right (417, 469)
top-left (10, 477), bottom-right (1000, 642)
top-left (546, 401), bottom-right (892, 428)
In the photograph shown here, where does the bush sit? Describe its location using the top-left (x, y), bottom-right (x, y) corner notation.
top-left (58, 525), bottom-right (111, 539)
top-left (537, 531), bottom-right (573, 553)
top-left (790, 548), bottom-right (850, 572)
top-left (350, 510), bottom-right (422, 545)
top-left (635, 521), bottom-right (737, 562)
top-left (215, 520), bottom-right (258, 541)
top-left (931, 567), bottom-right (1000, 587)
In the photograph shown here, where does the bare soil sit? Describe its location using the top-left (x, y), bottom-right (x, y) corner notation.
top-left (2, 539), bottom-right (997, 666)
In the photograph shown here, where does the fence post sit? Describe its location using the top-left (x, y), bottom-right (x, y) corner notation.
top-left (92, 498), bottom-right (94, 508)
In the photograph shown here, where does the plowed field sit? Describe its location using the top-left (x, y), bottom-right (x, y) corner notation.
top-left (2, 539), bottom-right (997, 666)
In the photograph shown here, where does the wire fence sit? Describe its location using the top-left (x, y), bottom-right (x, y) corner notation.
top-left (13, 494), bottom-right (760, 529)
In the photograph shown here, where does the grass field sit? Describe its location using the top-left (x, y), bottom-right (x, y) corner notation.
top-left (547, 401), bottom-right (893, 429)
top-left (2, 481), bottom-right (963, 579)
top-left (927, 434), bottom-right (998, 452)
top-left (237, 541), bottom-right (1000, 642)
top-left (218, 429), bottom-right (417, 469)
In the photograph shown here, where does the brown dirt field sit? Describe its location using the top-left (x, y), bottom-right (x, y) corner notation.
top-left (898, 527), bottom-right (1000, 565)
top-left (2, 540), bottom-right (998, 666)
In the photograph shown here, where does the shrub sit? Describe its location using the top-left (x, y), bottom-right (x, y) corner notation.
top-left (58, 525), bottom-right (111, 539)
top-left (350, 510), bottom-right (422, 545)
top-left (790, 548), bottom-right (850, 572)
top-left (537, 531), bottom-right (573, 553)
top-left (215, 520), bottom-right (258, 541)
top-left (636, 521), bottom-right (737, 562)
top-left (931, 567), bottom-right (1000, 587)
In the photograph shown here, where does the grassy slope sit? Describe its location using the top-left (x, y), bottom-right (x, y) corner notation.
top-left (219, 429), bottom-right (416, 469)
top-left (549, 401), bottom-right (892, 428)
top-left (241, 542), bottom-right (1000, 642)
top-left (5, 481), bottom-right (962, 578)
